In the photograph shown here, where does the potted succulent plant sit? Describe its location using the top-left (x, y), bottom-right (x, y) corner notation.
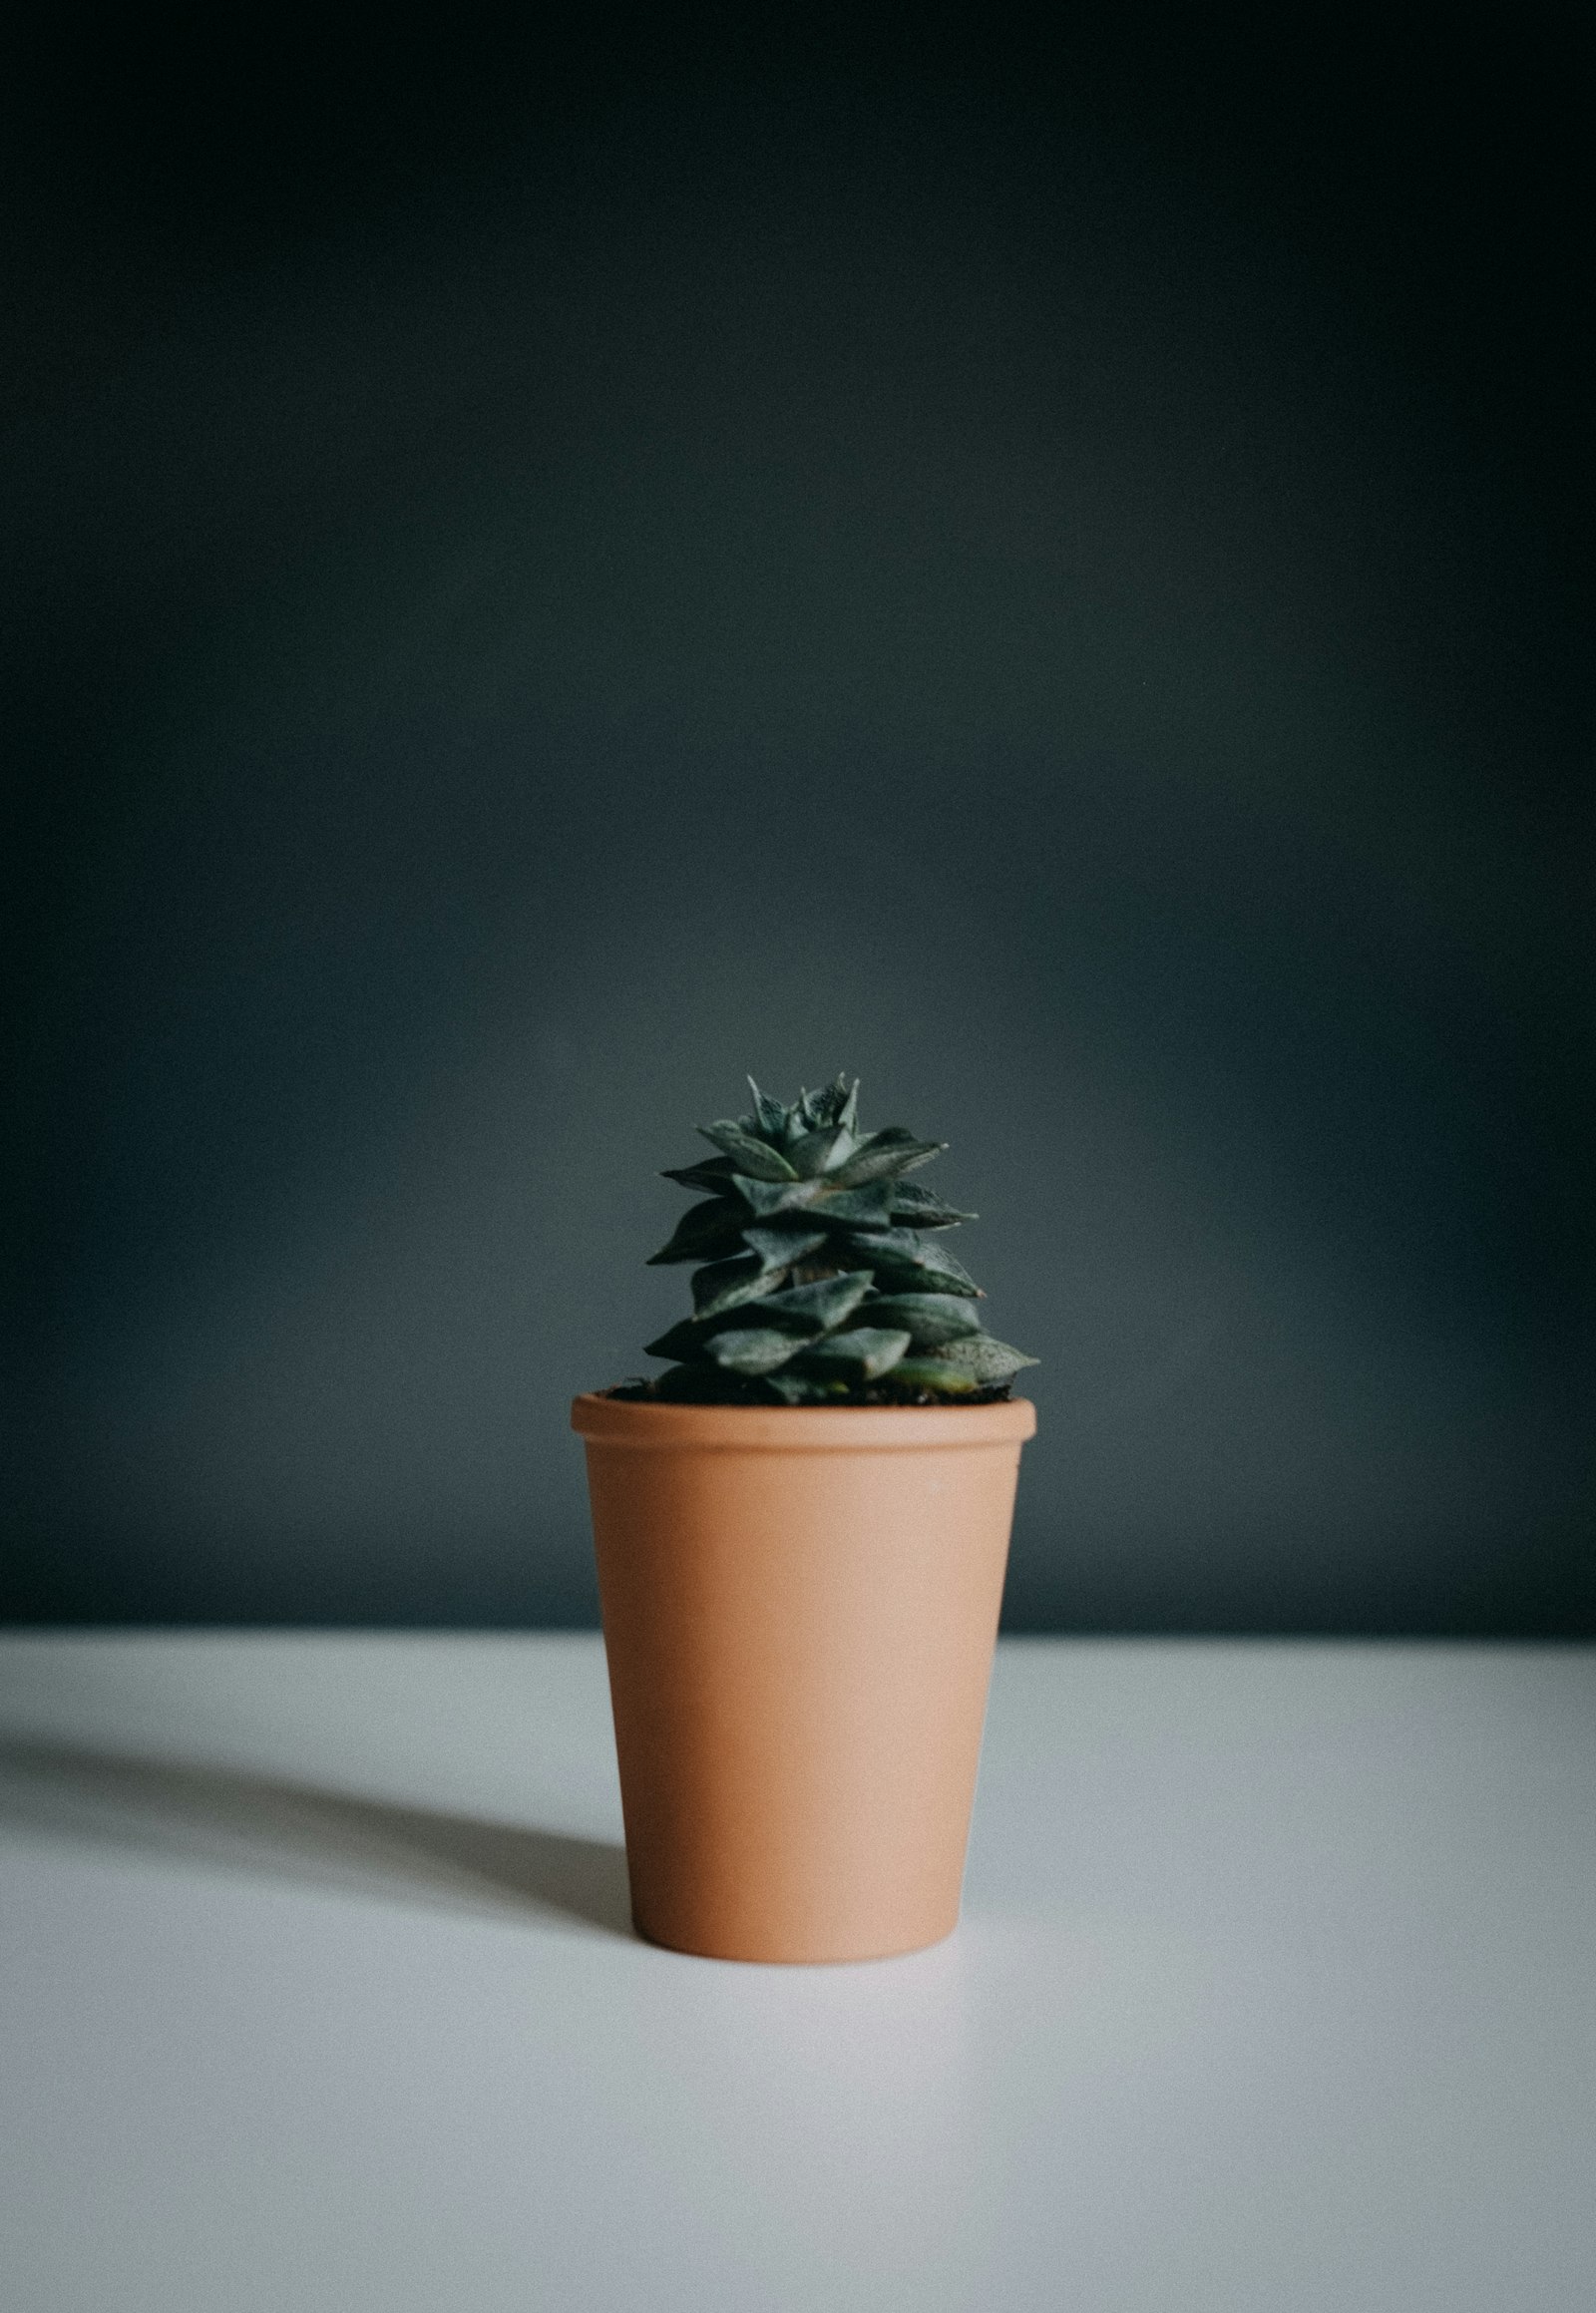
top-left (572, 1074), bottom-right (1036, 1963)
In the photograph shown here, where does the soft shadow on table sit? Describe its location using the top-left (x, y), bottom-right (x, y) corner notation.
top-left (0, 1737), bottom-right (633, 1938)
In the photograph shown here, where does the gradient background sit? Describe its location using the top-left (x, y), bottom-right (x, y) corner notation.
top-left (4, 11), bottom-right (1591, 1634)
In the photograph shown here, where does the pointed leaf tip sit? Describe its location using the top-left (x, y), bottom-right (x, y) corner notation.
top-left (746, 1078), bottom-right (789, 1140)
top-left (890, 1180), bottom-right (976, 1228)
top-left (936, 1335), bottom-right (1039, 1384)
top-left (646, 1197), bottom-right (748, 1265)
top-left (829, 1131), bottom-right (945, 1189)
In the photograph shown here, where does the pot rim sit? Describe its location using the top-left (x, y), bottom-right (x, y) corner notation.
top-left (572, 1391), bottom-right (1036, 1451)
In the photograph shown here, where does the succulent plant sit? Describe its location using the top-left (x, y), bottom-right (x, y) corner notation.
top-left (632, 1074), bottom-right (1038, 1404)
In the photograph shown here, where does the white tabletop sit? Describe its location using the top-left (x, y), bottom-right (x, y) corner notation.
top-left (1, 1633), bottom-right (1591, 2312)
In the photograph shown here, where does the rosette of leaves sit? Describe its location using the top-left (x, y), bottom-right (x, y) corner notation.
top-left (637, 1074), bottom-right (1038, 1404)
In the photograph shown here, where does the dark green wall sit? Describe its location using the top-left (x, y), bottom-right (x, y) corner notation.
top-left (5, 12), bottom-right (1591, 1630)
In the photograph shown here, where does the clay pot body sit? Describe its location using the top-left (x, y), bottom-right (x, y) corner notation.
top-left (572, 1393), bottom-right (1035, 1963)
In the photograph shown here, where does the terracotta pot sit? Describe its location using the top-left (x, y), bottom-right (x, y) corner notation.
top-left (571, 1392), bottom-right (1036, 1964)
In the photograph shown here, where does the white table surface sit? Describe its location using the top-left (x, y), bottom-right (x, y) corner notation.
top-left (1, 1633), bottom-right (1591, 2312)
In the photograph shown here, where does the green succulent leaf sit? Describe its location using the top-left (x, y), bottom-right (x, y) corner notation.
top-left (802, 1074), bottom-right (856, 1129)
top-left (644, 1302), bottom-right (793, 1359)
top-left (642, 1318), bottom-right (716, 1361)
top-left (732, 1173), bottom-right (826, 1217)
top-left (785, 1123), bottom-right (858, 1179)
top-left (828, 1128), bottom-right (945, 1188)
top-left (741, 1224), bottom-right (829, 1270)
top-left (696, 1122), bottom-right (799, 1181)
top-left (792, 1327), bottom-right (914, 1380)
top-left (746, 1079), bottom-right (789, 1141)
top-left (934, 1335), bottom-right (1039, 1383)
top-left (761, 1269), bottom-right (874, 1335)
top-left (660, 1156), bottom-right (738, 1192)
top-left (859, 1292), bottom-right (985, 1347)
top-left (890, 1181), bottom-right (977, 1228)
top-left (646, 1197), bottom-right (748, 1265)
top-left (691, 1254), bottom-right (783, 1317)
top-left (646, 1270), bottom-right (873, 1360)
top-left (811, 1180), bottom-right (895, 1229)
top-left (701, 1328), bottom-right (806, 1376)
top-left (883, 1356), bottom-right (984, 1394)
top-left (653, 1361), bottom-right (770, 1402)
top-left (835, 1227), bottom-right (982, 1296)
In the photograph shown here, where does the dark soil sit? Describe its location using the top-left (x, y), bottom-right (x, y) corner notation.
top-left (598, 1379), bottom-right (1014, 1408)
